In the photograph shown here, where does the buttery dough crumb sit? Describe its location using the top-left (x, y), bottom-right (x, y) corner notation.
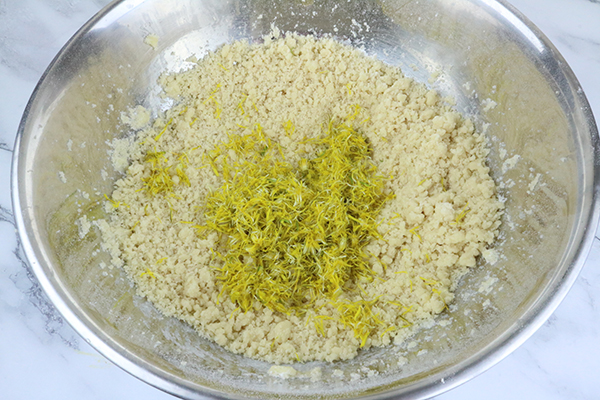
top-left (99, 33), bottom-right (503, 364)
top-left (528, 173), bottom-right (542, 191)
top-left (478, 277), bottom-right (499, 295)
top-left (144, 34), bottom-right (159, 50)
top-left (58, 171), bottom-right (67, 183)
top-left (482, 98), bottom-right (497, 112)
top-left (502, 154), bottom-right (521, 173)
top-left (268, 365), bottom-right (298, 379)
top-left (76, 215), bottom-right (91, 239)
top-left (482, 248), bottom-right (499, 265)
top-left (120, 105), bottom-right (151, 130)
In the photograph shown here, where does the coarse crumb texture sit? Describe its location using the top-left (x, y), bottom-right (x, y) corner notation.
top-left (99, 32), bottom-right (503, 364)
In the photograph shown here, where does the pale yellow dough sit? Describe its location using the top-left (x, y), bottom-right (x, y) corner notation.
top-left (99, 32), bottom-right (503, 364)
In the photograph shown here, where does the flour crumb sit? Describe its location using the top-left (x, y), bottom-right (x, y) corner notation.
top-left (120, 105), bottom-right (151, 130)
top-left (332, 369), bottom-right (344, 377)
top-left (428, 69), bottom-right (441, 84)
top-left (478, 277), bottom-right (498, 295)
top-left (482, 98), bottom-right (497, 112)
top-left (79, 190), bottom-right (90, 200)
top-left (268, 365), bottom-right (298, 379)
top-left (482, 248), bottom-right (499, 265)
top-left (528, 173), bottom-right (542, 191)
top-left (67, 139), bottom-right (73, 151)
top-left (76, 215), bottom-right (91, 239)
top-left (309, 367), bottom-right (322, 382)
top-left (109, 137), bottom-right (134, 173)
top-left (481, 122), bottom-right (491, 134)
top-left (144, 34), bottom-right (159, 50)
top-left (502, 154), bottom-right (521, 174)
top-left (498, 146), bottom-right (507, 160)
top-left (58, 171), bottom-right (67, 183)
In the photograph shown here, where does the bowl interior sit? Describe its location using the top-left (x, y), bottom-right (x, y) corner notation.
top-left (14, 0), bottom-right (598, 399)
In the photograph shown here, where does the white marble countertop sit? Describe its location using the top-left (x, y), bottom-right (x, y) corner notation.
top-left (1, 1), bottom-right (599, 399)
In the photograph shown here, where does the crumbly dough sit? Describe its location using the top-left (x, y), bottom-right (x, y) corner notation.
top-left (99, 32), bottom-right (503, 364)
top-left (144, 34), bottom-right (159, 50)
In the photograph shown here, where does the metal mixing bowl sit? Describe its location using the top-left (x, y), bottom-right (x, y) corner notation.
top-left (12, 0), bottom-right (600, 398)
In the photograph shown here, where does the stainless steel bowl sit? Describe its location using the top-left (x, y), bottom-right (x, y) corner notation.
top-left (12, 0), bottom-right (600, 398)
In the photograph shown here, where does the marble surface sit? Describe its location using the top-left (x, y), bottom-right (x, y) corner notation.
top-left (1, 0), bottom-right (599, 399)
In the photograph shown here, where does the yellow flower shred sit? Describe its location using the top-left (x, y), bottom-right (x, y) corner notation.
top-left (198, 119), bottom-right (395, 345)
top-left (142, 151), bottom-right (190, 196)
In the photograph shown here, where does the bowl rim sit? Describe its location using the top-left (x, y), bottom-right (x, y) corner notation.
top-left (11, 0), bottom-right (600, 399)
